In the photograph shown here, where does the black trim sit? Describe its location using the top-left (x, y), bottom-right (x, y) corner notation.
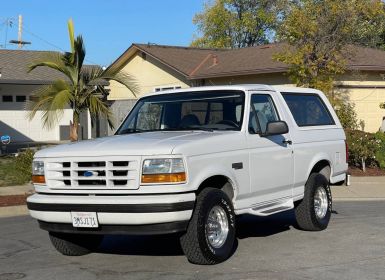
top-left (27, 201), bottom-right (195, 213)
top-left (35, 191), bottom-right (196, 196)
top-left (38, 220), bottom-right (188, 235)
top-left (232, 162), bottom-right (243, 170)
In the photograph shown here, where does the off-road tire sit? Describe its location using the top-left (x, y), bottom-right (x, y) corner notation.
top-left (49, 232), bottom-right (103, 256)
top-left (294, 173), bottom-right (332, 231)
top-left (180, 188), bottom-right (236, 265)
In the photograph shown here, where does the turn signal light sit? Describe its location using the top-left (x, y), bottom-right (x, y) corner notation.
top-left (141, 172), bottom-right (186, 184)
top-left (32, 175), bottom-right (46, 184)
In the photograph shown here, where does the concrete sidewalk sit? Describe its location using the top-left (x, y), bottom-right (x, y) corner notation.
top-left (332, 176), bottom-right (385, 201)
top-left (0, 184), bottom-right (33, 218)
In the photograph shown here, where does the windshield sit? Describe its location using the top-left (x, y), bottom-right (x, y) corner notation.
top-left (116, 90), bottom-right (245, 134)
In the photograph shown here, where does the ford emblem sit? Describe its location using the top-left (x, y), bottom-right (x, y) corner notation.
top-left (84, 171), bottom-right (98, 177)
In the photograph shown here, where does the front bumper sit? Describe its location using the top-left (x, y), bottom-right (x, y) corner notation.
top-left (27, 192), bottom-right (195, 235)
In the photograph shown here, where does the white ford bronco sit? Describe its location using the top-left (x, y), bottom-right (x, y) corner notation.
top-left (27, 85), bottom-right (348, 264)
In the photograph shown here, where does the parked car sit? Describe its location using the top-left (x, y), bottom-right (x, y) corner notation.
top-left (27, 85), bottom-right (348, 264)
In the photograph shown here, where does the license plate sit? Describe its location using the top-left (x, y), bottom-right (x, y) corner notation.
top-left (71, 212), bottom-right (99, 228)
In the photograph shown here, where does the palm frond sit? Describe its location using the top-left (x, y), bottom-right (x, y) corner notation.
top-left (99, 69), bottom-right (140, 97)
top-left (26, 80), bottom-right (73, 129)
top-left (28, 52), bottom-right (77, 84)
top-left (86, 94), bottom-right (115, 129)
top-left (68, 19), bottom-right (75, 53)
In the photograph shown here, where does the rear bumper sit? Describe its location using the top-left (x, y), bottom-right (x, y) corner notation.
top-left (27, 192), bottom-right (195, 234)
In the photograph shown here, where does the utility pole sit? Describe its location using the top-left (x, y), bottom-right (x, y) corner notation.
top-left (9, 15), bottom-right (31, 48)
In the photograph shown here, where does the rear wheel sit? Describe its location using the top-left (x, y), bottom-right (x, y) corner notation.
top-left (294, 173), bottom-right (332, 231)
top-left (49, 232), bottom-right (103, 256)
top-left (180, 188), bottom-right (236, 265)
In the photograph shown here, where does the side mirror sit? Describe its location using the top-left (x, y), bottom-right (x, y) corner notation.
top-left (262, 121), bottom-right (289, 137)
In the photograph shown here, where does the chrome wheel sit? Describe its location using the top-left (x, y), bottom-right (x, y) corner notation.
top-left (205, 205), bottom-right (229, 248)
top-left (314, 187), bottom-right (328, 219)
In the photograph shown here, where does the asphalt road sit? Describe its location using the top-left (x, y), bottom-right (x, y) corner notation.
top-left (1, 201), bottom-right (385, 280)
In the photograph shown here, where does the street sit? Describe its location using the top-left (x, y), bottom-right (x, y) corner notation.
top-left (1, 201), bottom-right (385, 280)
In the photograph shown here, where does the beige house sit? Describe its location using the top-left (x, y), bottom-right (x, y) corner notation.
top-left (107, 43), bottom-right (385, 132)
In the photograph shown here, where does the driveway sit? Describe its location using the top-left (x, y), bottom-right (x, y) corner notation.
top-left (1, 201), bottom-right (385, 280)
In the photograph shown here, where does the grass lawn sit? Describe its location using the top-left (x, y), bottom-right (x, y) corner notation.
top-left (0, 154), bottom-right (32, 187)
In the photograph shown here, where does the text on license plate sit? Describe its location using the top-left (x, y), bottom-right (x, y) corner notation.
top-left (71, 212), bottom-right (99, 228)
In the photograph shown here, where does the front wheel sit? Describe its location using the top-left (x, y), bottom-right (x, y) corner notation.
top-left (294, 173), bottom-right (332, 231)
top-left (49, 232), bottom-right (103, 256)
top-left (180, 188), bottom-right (236, 265)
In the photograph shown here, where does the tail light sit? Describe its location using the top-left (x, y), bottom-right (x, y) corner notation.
top-left (345, 140), bottom-right (349, 163)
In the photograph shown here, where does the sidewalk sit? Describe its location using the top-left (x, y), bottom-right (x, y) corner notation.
top-left (332, 176), bottom-right (385, 201)
top-left (0, 184), bottom-right (33, 218)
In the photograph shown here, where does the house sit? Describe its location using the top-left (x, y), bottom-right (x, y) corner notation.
top-left (0, 49), bottom-right (98, 153)
top-left (107, 43), bottom-right (385, 133)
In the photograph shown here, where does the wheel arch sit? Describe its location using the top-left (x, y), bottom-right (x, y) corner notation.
top-left (196, 174), bottom-right (238, 202)
top-left (307, 156), bottom-right (332, 182)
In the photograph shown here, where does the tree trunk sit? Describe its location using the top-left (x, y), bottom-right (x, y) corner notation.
top-left (361, 157), bottom-right (366, 172)
top-left (69, 112), bottom-right (79, 142)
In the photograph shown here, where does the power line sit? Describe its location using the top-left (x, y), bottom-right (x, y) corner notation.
top-left (20, 23), bottom-right (100, 65)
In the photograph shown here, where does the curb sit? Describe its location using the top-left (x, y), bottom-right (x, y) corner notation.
top-left (0, 205), bottom-right (28, 218)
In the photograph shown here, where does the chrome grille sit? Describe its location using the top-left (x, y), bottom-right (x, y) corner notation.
top-left (45, 157), bottom-right (140, 189)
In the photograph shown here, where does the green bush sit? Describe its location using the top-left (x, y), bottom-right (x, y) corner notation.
top-left (335, 102), bottom-right (359, 130)
top-left (374, 131), bottom-right (385, 169)
top-left (14, 149), bottom-right (35, 182)
top-left (345, 130), bottom-right (380, 171)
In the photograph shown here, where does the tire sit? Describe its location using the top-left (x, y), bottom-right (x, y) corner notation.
top-left (180, 188), bottom-right (236, 265)
top-left (294, 173), bottom-right (332, 231)
top-left (49, 232), bottom-right (103, 256)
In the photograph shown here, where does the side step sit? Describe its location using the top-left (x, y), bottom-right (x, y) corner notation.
top-left (236, 198), bottom-right (294, 216)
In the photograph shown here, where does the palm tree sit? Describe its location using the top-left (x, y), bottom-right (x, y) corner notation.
top-left (27, 19), bottom-right (138, 141)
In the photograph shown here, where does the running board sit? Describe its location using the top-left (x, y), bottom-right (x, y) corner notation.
top-left (235, 198), bottom-right (294, 216)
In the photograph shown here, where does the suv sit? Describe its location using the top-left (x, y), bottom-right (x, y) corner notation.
top-left (27, 85), bottom-right (348, 264)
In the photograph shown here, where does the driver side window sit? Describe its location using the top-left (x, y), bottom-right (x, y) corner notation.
top-left (249, 95), bottom-right (279, 134)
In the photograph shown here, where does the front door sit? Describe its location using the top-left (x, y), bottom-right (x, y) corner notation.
top-left (246, 93), bottom-right (294, 206)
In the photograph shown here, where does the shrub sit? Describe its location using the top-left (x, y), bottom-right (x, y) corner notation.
top-left (374, 131), bottom-right (385, 169)
top-left (335, 102), bottom-right (359, 130)
top-left (345, 130), bottom-right (380, 171)
top-left (14, 149), bottom-right (35, 183)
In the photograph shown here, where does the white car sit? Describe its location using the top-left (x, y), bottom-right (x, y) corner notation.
top-left (27, 85), bottom-right (348, 264)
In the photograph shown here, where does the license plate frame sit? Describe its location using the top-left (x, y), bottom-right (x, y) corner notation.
top-left (71, 212), bottom-right (99, 228)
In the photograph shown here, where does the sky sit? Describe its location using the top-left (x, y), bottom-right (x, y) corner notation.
top-left (0, 0), bottom-right (205, 66)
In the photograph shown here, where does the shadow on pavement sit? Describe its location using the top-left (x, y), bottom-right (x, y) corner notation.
top-left (96, 210), bottom-right (297, 256)
top-left (236, 210), bottom-right (296, 239)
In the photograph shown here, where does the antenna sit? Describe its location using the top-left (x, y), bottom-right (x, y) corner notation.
top-left (9, 15), bottom-right (31, 48)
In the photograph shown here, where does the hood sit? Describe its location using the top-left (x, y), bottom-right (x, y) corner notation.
top-left (34, 131), bottom-right (241, 158)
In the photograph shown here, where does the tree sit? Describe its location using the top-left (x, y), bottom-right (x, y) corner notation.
top-left (192, 0), bottom-right (285, 48)
top-left (274, 0), bottom-right (385, 98)
top-left (27, 19), bottom-right (138, 141)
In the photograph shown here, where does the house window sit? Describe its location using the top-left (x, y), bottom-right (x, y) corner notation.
top-left (154, 86), bottom-right (182, 92)
top-left (2, 95), bottom-right (13, 102)
top-left (16, 95), bottom-right (26, 102)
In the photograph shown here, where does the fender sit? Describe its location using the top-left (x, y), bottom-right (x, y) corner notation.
top-left (188, 163), bottom-right (240, 203)
top-left (306, 152), bottom-right (332, 181)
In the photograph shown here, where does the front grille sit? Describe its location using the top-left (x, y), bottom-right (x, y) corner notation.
top-left (45, 157), bottom-right (140, 189)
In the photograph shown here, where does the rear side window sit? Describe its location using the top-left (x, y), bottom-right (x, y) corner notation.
top-left (282, 93), bottom-right (335, 127)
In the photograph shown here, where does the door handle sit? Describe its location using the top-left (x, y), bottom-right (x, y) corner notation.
top-left (282, 139), bottom-right (292, 145)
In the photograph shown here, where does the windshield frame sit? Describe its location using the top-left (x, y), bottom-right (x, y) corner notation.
top-left (115, 90), bottom-right (246, 135)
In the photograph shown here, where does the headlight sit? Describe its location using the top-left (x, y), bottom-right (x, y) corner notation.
top-left (141, 158), bottom-right (186, 184)
top-left (32, 161), bottom-right (45, 184)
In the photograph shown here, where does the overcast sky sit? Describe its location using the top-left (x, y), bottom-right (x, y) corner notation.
top-left (1, 0), bottom-right (205, 66)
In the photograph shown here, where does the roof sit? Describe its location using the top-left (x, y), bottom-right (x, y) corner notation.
top-left (0, 49), bottom-right (102, 85)
top-left (109, 43), bottom-right (385, 80)
top-left (0, 49), bottom-right (67, 84)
